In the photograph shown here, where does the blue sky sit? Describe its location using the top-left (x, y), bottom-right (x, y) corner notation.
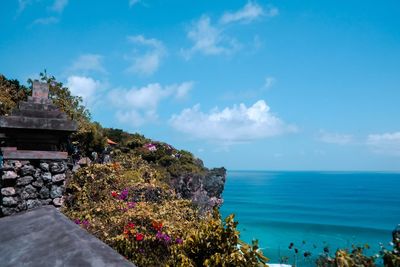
top-left (1, 0), bottom-right (400, 171)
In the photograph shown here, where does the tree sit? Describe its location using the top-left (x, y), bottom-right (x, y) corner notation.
top-left (31, 71), bottom-right (106, 154)
top-left (0, 74), bottom-right (29, 116)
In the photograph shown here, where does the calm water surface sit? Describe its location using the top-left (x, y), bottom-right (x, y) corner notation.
top-left (220, 171), bottom-right (400, 266)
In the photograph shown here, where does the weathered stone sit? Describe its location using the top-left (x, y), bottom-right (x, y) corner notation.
top-left (40, 162), bottom-right (49, 172)
top-left (2, 197), bottom-right (18, 206)
top-left (52, 174), bottom-right (65, 183)
top-left (40, 199), bottom-right (52, 205)
top-left (49, 162), bottom-right (65, 174)
top-left (17, 176), bottom-right (34, 186)
top-left (1, 161), bottom-right (15, 171)
top-left (52, 197), bottom-right (63, 207)
top-left (50, 185), bottom-right (64, 198)
top-left (27, 199), bottom-right (42, 209)
top-left (41, 172), bottom-right (52, 182)
top-left (33, 169), bottom-right (42, 179)
top-left (1, 207), bottom-right (18, 216)
top-left (32, 178), bottom-right (44, 188)
top-left (21, 185), bottom-right (37, 200)
top-left (18, 200), bottom-right (27, 210)
top-left (20, 165), bottom-right (35, 176)
top-left (1, 187), bottom-right (16, 196)
top-left (2, 171), bottom-right (18, 180)
top-left (39, 187), bottom-right (50, 199)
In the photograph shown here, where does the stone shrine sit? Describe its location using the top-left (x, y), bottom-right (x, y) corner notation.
top-left (0, 81), bottom-right (77, 216)
top-left (0, 81), bottom-right (77, 159)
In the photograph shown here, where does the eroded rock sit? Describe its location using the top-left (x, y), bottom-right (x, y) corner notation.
top-left (1, 187), bottom-right (16, 196)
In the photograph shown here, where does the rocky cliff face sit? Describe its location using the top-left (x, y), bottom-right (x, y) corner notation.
top-left (169, 167), bottom-right (226, 213)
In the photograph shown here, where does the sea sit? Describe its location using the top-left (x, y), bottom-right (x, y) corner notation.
top-left (220, 171), bottom-right (400, 266)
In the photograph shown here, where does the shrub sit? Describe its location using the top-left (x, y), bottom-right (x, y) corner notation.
top-left (63, 157), bottom-right (269, 267)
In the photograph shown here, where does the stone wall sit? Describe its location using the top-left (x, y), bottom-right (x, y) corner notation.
top-left (0, 160), bottom-right (68, 217)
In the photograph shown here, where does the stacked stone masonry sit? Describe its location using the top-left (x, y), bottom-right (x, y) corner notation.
top-left (0, 160), bottom-right (68, 217)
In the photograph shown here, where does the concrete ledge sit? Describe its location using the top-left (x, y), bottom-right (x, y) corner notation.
top-left (0, 206), bottom-right (135, 267)
top-left (0, 116), bottom-right (77, 132)
top-left (1, 149), bottom-right (68, 160)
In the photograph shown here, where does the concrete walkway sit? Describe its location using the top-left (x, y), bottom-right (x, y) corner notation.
top-left (0, 206), bottom-right (135, 267)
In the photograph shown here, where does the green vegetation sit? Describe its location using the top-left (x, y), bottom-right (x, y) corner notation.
top-left (63, 158), bottom-right (269, 266)
top-left (0, 74), bottom-right (30, 116)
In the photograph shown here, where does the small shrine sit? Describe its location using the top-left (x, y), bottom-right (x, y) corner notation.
top-left (0, 81), bottom-right (77, 160)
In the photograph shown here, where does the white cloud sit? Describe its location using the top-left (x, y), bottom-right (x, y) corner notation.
top-left (174, 81), bottom-right (194, 99)
top-left (318, 130), bottom-right (353, 145)
top-left (129, 0), bottom-right (140, 7)
top-left (170, 100), bottom-right (296, 143)
top-left (367, 132), bottom-right (400, 156)
top-left (32, 16), bottom-right (59, 25)
top-left (182, 15), bottom-right (239, 59)
top-left (183, 2), bottom-right (277, 59)
top-left (50, 0), bottom-right (68, 13)
top-left (66, 76), bottom-right (102, 106)
top-left (126, 35), bottom-right (166, 76)
top-left (219, 2), bottom-right (264, 24)
top-left (108, 81), bottom-right (193, 126)
top-left (69, 54), bottom-right (106, 74)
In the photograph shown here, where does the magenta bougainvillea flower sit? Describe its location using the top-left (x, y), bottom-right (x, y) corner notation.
top-left (119, 188), bottom-right (129, 200)
top-left (144, 143), bottom-right (157, 151)
top-left (156, 231), bottom-right (172, 244)
top-left (127, 202), bottom-right (136, 209)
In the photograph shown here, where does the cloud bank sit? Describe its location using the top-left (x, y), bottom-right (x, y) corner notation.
top-left (367, 132), bottom-right (400, 156)
top-left (170, 100), bottom-right (296, 143)
top-left (126, 35), bottom-right (166, 76)
top-left (109, 82), bottom-right (193, 126)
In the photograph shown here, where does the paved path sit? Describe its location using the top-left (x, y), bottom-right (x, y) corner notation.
top-left (0, 206), bottom-right (135, 267)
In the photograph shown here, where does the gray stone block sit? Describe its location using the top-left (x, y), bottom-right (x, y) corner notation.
top-left (50, 185), bottom-right (64, 198)
top-left (50, 162), bottom-right (65, 174)
top-left (27, 199), bottom-right (42, 210)
top-left (17, 176), bottom-right (34, 186)
top-left (52, 174), bottom-right (66, 183)
top-left (1, 187), bottom-right (16, 196)
top-left (20, 165), bottom-right (35, 176)
top-left (21, 185), bottom-right (37, 200)
top-left (39, 187), bottom-right (50, 199)
top-left (1, 207), bottom-right (18, 216)
top-left (32, 178), bottom-right (44, 188)
top-left (2, 171), bottom-right (18, 180)
top-left (2, 197), bottom-right (18, 207)
top-left (42, 172), bottom-right (52, 182)
top-left (39, 162), bottom-right (49, 172)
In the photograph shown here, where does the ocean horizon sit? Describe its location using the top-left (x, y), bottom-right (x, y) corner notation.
top-left (220, 170), bottom-right (400, 266)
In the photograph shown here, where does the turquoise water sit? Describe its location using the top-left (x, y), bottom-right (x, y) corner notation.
top-left (220, 171), bottom-right (400, 266)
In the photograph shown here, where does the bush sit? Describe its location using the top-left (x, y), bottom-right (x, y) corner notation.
top-left (63, 157), bottom-right (269, 267)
